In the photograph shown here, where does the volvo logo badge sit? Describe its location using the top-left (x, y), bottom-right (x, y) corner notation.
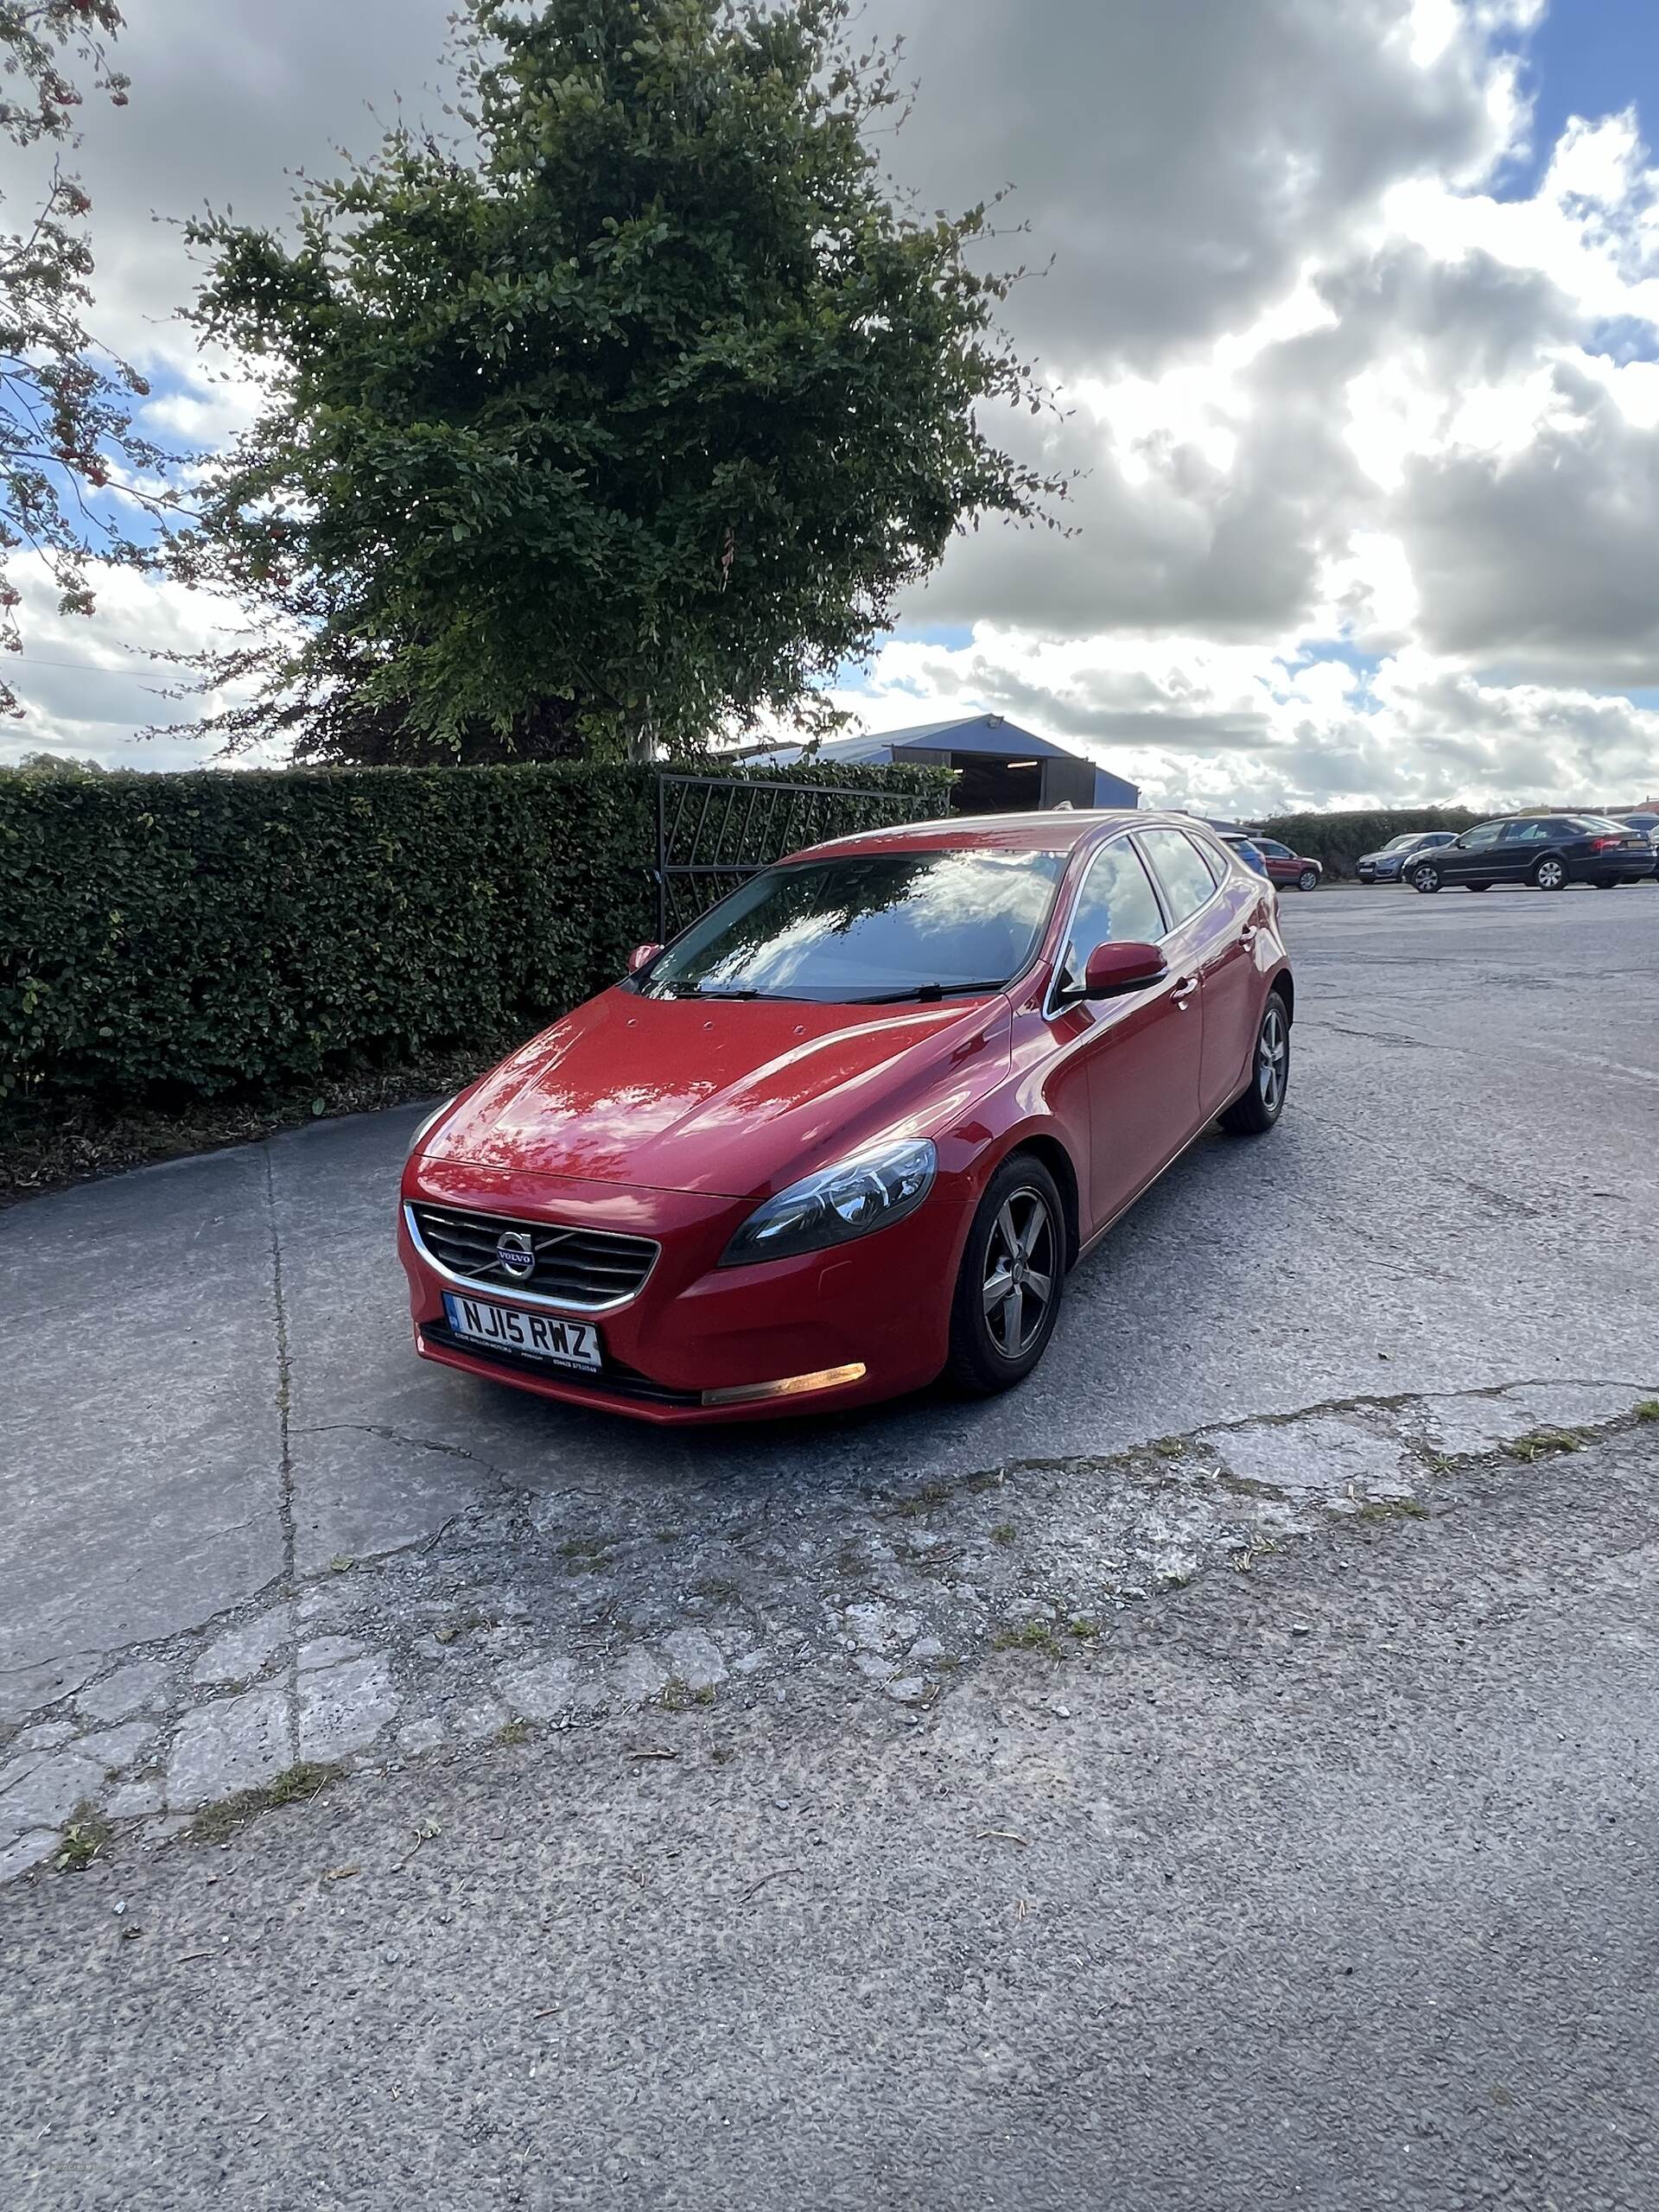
top-left (495, 1230), bottom-right (537, 1281)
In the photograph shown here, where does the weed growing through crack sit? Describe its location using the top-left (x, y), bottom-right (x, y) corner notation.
top-left (1355, 1496), bottom-right (1430, 1522)
top-left (495, 1719), bottom-right (531, 1747)
top-left (990, 1522), bottom-right (1017, 1547)
top-left (659, 1678), bottom-right (715, 1713)
top-left (557, 1535), bottom-right (615, 1572)
top-left (187, 1762), bottom-right (344, 1845)
top-left (1507, 1428), bottom-right (1583, 1463)
top-left (1634, 1402), bottom-right (1659, 1424)
top-left (992, 1619), bottom-right (1062, 1656)
top-left (54, 1805), bottom-right (111, 1872)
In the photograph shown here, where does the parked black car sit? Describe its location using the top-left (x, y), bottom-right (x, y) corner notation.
top-left (1356, 830), bottom-right (1460, 883)
top-left (1407, 814), bottom-right (1658, 893)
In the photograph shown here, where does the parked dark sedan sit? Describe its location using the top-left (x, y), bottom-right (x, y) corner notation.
top-left (1407, 814), bottom-right (1657, 893)
top-left (1357, 830), bottom-right (1460, 883)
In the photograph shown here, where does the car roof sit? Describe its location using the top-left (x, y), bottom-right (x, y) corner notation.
top-left (792, 807), bottom-right (1166, 861)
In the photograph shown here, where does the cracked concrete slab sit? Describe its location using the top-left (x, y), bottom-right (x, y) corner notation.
top-left (166, 1687), bottom-right (289, 1811)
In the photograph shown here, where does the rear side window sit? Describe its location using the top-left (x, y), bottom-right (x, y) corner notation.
top-left (1137, 829), bottom-right (1221, 926)
top-left (1068, 840), bottom-right (1166, 958)
top-left (1500, 819), bottom-right (1548, 843)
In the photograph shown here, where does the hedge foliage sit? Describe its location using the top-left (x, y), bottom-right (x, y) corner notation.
top-left (1250, 806), bottom-right (1484, 879)
top-left (0, 761), bottom-right (949, 1110)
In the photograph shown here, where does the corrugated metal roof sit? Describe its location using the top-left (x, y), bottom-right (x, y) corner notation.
top-left (746, 714), bottom-right (1066, 766)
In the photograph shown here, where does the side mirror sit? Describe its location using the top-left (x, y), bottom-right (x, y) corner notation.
top-left (627, 943), bottom-right (663, 976)
top-left (1083, 940), bottom-right (1167, 999)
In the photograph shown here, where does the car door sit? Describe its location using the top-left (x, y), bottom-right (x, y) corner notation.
top-left (1493, 817), bottom-right (1549, 882)
top-left (1044, 833), bottom-right (1204, 1239)
top-left (1181, 830), bottom-right (1267, 1116)
top-left (1441, 822), bottom-right (1503, 881)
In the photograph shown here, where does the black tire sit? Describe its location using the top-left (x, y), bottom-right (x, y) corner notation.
top-left (1220, 990), bottom-right (1291, 1136)
top-left (1410, 862), bottom-right (1442, 893)
top-left (1531, 856), bottom-right (1567, 891)
top-left (1595, 878), bottom-right (1620, 889)
top-left (1465, 881), bottom-right (1491, 892)
top-left (946, 1154), bottom-right (1066, 1396)
top-left (1297, 868), bottom-right (1319, 892)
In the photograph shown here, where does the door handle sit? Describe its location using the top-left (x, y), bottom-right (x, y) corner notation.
top-left (1171, 976), bottom-right (1198, 1008)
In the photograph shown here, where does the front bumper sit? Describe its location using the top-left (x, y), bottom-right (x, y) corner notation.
top-left (398, 1157), bottom-right (972, 1424)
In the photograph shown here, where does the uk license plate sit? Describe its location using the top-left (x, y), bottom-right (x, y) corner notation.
top-left (442, 1292), bottom-right (602, 1372)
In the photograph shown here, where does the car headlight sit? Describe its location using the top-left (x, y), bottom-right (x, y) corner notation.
top-left (720, 1138), bottom-right (938, 1268)
top-left (407, 1094), bottom-right (457, 1157)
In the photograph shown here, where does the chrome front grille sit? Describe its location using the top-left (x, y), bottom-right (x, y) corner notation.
top-left (407, 1204), bottom-right (658, 1313)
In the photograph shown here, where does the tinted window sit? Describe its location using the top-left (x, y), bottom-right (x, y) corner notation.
top-left (638, 847), bottom-right (1067, 1005)
top-left (1137, 829), bottom-right (1221, 926)
top-left (1462, 823), bottom-right (1504, 848)
top-left (1500, 819), bottom-right (1548, 843)
top-left (1067, 840), bottom-right (1166, 963)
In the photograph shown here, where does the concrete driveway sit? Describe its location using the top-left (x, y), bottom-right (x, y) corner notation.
top-left (3, 882), bottom-right (1658, 2207)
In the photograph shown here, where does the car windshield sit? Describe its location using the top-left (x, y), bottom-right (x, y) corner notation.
top-left (1386, 834), bottom-right (1425, 849)
top-left (636, 847), bottom-right (1068, 1005)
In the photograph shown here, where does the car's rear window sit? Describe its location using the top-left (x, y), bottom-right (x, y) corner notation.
top-left (636, 847), bottom-right (1069, 1004)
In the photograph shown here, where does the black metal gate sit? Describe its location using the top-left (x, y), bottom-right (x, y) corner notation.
top-left (652, 772), bottom-right (944, 941)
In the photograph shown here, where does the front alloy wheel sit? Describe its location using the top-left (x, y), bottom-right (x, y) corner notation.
top-left (947, 1155), bottom-right (1066, 1395)
top-left (1411, 862), bottom-right (1442, 893)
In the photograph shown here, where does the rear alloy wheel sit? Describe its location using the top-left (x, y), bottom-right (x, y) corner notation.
top-left (946, 1155), bottom-right (1065, 1396)
top-left (1532, 856), bottom-right (1567, 892)
top-left (1297, 868), bottom-right (1320, 892)
top-left (1410, 862), bottom-right (1442, 893)
top-left (1221, 991), bottom-right (1291, 1136)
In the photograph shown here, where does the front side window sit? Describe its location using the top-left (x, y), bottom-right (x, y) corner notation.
top-left (1066, 840), bottom-right (1166, 966)
top-left (1257, 840), bottom-right (1291, 860)
top-left (1137, 829), bottom-right (1221, 926)
top-left (636, 847), bottom-right (1068, 1005)
top-left (1462, 823), bottom-right (1505, 849)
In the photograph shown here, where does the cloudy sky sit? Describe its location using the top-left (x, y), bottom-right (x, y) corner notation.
top-left (8, 0), bottom-right (1659, 811)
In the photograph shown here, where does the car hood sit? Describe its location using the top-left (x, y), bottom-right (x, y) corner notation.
top-left (422, 987), bottom-right (1012, 1198)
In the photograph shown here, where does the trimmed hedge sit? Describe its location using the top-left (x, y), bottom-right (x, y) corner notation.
top-left (1250, 807), bottom-right (1484, 880)
top-left (0, 762), bottom-right (949, 1110)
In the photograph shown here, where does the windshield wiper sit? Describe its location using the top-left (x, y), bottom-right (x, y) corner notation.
top-left (692, 986), bottom-right (794, 1001)
top-left (848, 981), bottom-right (1007, 1005)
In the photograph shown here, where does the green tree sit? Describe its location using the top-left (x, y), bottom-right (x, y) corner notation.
top-left (175, 0), bottom-right (1065, 765)
top-left (1, 3), bottom-right (168, 716)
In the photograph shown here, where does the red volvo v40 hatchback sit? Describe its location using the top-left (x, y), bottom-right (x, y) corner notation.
top-left (398, 811), bottom-right (1294, 1422)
